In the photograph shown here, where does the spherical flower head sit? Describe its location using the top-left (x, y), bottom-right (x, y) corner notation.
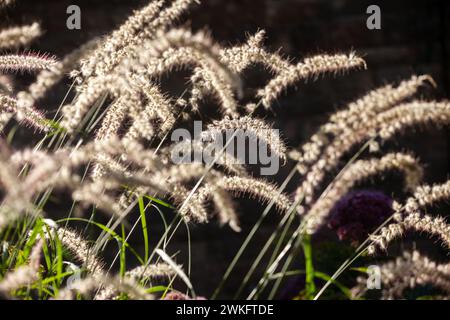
top-left (328, 190), bottom-right (393, 244)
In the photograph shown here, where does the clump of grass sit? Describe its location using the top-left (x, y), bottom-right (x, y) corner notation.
top-left (1, 0), bottom-right (450, 301)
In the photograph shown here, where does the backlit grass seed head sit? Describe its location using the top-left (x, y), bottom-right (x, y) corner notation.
top-left (92, 98), bottom-right (129, 179)
top-left (56, 227), bottom-right (105, 278)
top-left (258, 52), bottom-right (366, 109)
top-left (325, 75), bottom-right (435, 136)
top-left (368, 179), bottom-right (450, 254)
top-left (79, 0), bottom-right (164, 78)
top-left (125, 263), bottom-right (177, 282)
top-left (0, 0), bottom-right (14, 8)
top-left (368, 212), bottom-right (450, 254)
top-left (405, 180), bottom-right (450, 213)
top-left (303, 153), bottom-right (423, 234)
top-left (201, 116), bottom-right (287, 161)
top-left (215, 176), bottom-right (292, 213)
top-left (122, 82), bottom-right (175, 142)
top-left (80, 0), bottom-right (198, 79)
top-left (291, 75), bottom-right (433, 176)
top-left (0, 264), bottom-right (39, 295)
top-left (173, 183), bottom-right (209, 223)
top-left (94, 275), bottom-right (154, 300)
top-left (0, 22), bottom-right (41, 49)
top-left (166, 139), bottom-right (248, 176)
top-left (378, 101), bottom-right (450, 140)
top-left (58, 274), bottom-right (153, 300)
top-left (220, 30), bottom-right (291, 75)
top-left (0, 54), bottom-right (58, 73)
top-left (56, 276), bottom-right (99, 300)
top-left (17, 38), bottom-right (99, 112)
top-left (0, 111), bottom-right (12, 131)
top-left (212, 187), bottom-right (241, 232)
top-left (0, 240), bottom-right (42, 295)
top-left (59, 73), bottom-right (122, 132)
top-left (0, 75), bottom-right (13, 94)
top-left (188, 66), bottom-right (239, 118)
top-left (0, 94), bottom-right (49, 132)
top-left (139, 28), bottom-right (241, 117)
top-left (294, 101), bottom-right (450, 211)
top-left (64, 26), bottom-right (239, 132)
top-left (0, 141), bottom-right (30, 227)
top-left (190, 181), bottom-right (241, 231)
top-left (353, 250), bottom-right (450, 299)
top-left (71, 181), bottom-right (124, 218)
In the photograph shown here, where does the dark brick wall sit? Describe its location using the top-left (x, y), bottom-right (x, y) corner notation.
top-left (3, 0), bottom-right (449, 298)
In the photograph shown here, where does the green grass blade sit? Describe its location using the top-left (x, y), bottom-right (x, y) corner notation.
top-left (138, 197), bottom-right (149, 263)
top-left (120, 224), bottom-right (126, 277)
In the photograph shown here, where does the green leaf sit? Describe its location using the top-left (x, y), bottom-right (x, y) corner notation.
top-left (144, 195), bottom-right (175, 209)
top-left (146, 286), bottom-right (170, 294)
top-left (314, 271), bottom-right (352, 298)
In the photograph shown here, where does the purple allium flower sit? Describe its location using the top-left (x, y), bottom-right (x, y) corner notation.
top-left (328, 190), bottom-right (393, 244)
